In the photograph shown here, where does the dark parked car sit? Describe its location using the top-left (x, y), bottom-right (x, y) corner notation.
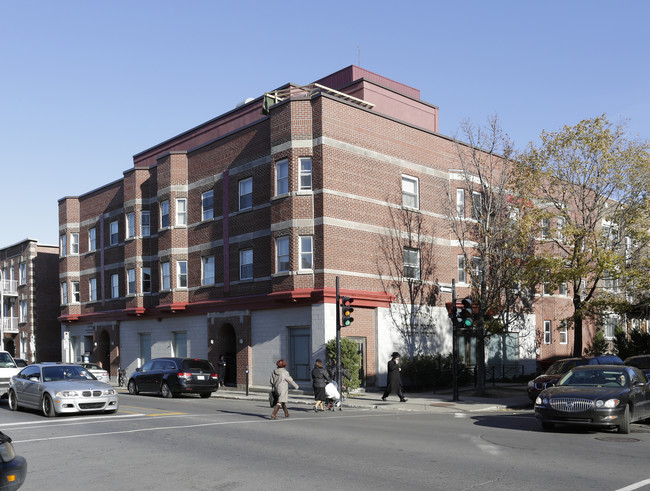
top-left (527, 355), bottom-right (624, 401)
top-left (535, 364), bottom-right (650, 434)
top-left (12, 360), bottom-right (28, 368)
top-left (624, 355), bottom-right (650, 379)
top-left (127, 358), bottom-right (218, 398)
top-left (0, 431), bottom-right (27, 490)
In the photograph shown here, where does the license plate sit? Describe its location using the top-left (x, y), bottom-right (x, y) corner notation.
top-left (196, 376), bottom-right (206, 380)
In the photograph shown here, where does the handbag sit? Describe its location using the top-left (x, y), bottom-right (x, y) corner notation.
top-left (269, 389), bottom-right (278, 407)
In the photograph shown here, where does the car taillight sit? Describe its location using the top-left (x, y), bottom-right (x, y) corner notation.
top-left (177, 372), bottom-right (193, 378)
top-left (210, 373), bottom-right (218, 380)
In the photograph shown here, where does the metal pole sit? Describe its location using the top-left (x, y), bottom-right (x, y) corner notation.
top-left (0, 268), bottom-right (4, 352)
top-left (336, 276), bottom-right (342, 411)
top-left (245, 365), bottom-right (249, 397)
top-left (452, 279), bottom-right (459, 401)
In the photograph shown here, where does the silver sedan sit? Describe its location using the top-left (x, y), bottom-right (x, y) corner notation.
top-left (8, 363), bottom-right (119, 417)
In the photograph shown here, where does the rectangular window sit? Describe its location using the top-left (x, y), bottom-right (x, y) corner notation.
top-left (110, 220), bottom-right (119, 246)
top-left (71, 281), bottom-right (80, 303)
top-left (19, 263), bottom-right (26, 285)
top-left (276, 237), bottom-right (290, 272)
top-left (604, 315), bottom-right (618, 339)
top-left (89, 227), bottom-right (97, 251)
top-left (560, 325), bottom-right (568, 344)
top-left (127, 269), bottom-right (136, 295)
top-left (559, 282), bottom-right (568, 296)
top-left (276, 159), bottom-right (288, 195)
top-left (60, 234), bottom-right (67, 257)
top-left (402, 175), bottom-right (419, 209)
top-left (299, 157), bottom-right (312, 191)
top-left (161, 262), bottom-right (171, 290)
top-left (177, 260), bottom-right (188, 288)
top-left (541, 218), bottom-right (550, 239)
top-left (61, 282), bottom-right (68, 304)
top-left (141, 211), bottom-right (150, 237)
top-left (557, 217), bottom-right (565, 242)
top-left (299, 236), bottom-right (313, 271)
top-left (71, 233), bottom-right (79, 254)
top-left (456, 189), bottom-right (465, 218)
top-left (403, 247), bottom-right (420, 279)
top-left (471, 191), bottom-right (482, 220)
top-left (19, 300), bottom-right (27, 323)
top-left (172, 331), bottom-right (188, 358)
top-left (202, 190), bottom-right (214, 221)
top-left (126, 212), bottom-right (135, 239)
top-left (544, 320), bottom-right (551, 344)
top-left (239, 177), bottom-right (253, 210)
top-left (110, 274), bottom-right (119, 299)
top-left (240, 249), bottom-right (253, 280)
top-left (202, 256), bottom-right (215, 285)
top-left (141, 268), bottom-right (151, 293)
top-left (89, 278), bottom-right (97, 302)
top-left (139, 333), bottom-right (151, 365)
top-left (160, 200), bottom-right (170, 228)
top-left (176, 198), bottom-right (187, 226)
top-left (457, 255), bottom-right (466, 283)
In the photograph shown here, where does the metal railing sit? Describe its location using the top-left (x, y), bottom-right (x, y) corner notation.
top-left (2, 317), bottom-right (18, 333)
top-left (0, 279), bottom-right (18, 295)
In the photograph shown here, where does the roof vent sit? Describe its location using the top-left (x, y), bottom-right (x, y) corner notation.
top-left (236, 97), bottom-right (255, 108)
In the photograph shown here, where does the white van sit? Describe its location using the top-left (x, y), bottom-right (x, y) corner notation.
top-left (0, 352), bottom-right (21, 397)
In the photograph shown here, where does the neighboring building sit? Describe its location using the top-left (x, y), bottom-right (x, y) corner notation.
top-left (1, 239), bottom-right (60, 362)
top-left (57, 66), bottom-right (579, 387)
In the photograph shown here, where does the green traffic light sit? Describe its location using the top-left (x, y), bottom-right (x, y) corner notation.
top-left (464, 318), bottom-right (473, 327)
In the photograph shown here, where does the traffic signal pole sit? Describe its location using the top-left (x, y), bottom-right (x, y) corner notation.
top-left (335, 276), bottom-right (342, 410)
top-left (451, 279), bottom-right (459, 401)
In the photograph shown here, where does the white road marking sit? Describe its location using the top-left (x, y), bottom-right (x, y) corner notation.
top-left (615, 479), bottom-right (650, 491)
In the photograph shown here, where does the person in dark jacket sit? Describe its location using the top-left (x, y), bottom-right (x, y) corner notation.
top-left (311, 359), bottom-right (331, 412)
top-left (217, 355), bottom-right (227, 387)
top-left (382, 352), bottom-right (407, 402)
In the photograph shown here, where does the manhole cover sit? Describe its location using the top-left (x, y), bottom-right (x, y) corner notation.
top-left (595, 436), bottom-right (640, 443)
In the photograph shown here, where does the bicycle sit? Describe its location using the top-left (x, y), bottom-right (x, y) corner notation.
top-left (118, 368), bottom-right (127, 388)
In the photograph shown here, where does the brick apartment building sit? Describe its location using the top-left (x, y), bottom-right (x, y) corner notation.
top-left (57, 66), bottom-right (582, 388)
top-left (1, 239), bottom-right (60, 362)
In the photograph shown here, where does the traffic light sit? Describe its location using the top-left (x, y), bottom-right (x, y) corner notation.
top-left (341, 297), bottom-right (354, 327)
top-left (445, 302), bottom-right (463, 328)
top-left (461, 297), bottom-right (474, 328)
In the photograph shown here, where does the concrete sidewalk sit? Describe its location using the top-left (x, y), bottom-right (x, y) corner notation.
top-left (213, 383), bottom-right (533, 413)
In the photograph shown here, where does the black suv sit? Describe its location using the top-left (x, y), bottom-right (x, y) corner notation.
top-left (127, 358), bottom-right (218, 398)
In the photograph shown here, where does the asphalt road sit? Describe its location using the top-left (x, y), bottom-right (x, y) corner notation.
top-left (2, 393), bottom-right (650, 491)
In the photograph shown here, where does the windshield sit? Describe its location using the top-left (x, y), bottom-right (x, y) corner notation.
top-left (558, 368), bottom-right (627, 388)
top-left (0, 353), bottom-right (17, 368)
top-left (42, 365), bottom-right (97, 382)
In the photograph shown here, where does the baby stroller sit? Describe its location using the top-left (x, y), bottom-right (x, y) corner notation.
top-left (325, 381), bottom-right (341, 410)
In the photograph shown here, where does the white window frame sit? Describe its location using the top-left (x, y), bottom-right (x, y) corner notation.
top-left (177, 260), bottom-right (188, 288)
top-left (202, 256), bottom-right (215, 285)
top-left (141, 211), bottom-right (151, 237)
top-left (403, 247), bottom-right (420, 280)
top-left (240, 249), bottom-right (253, 280)
top-left (89, 278), bottom-right (97, 302)
top-left (457, 255), bottom-right (466, 284)
top-left (89, 227), bottom-right (97, 251)
top-left (127, 268), bottom-right (136, 295)
top-left (60, 234), bottom-right (67, 257)
top-left (160, 200), bottom-right (170, 228)
top-left (239, 177), bottom-right (253, 211)
top-left (71, 281), bottom-right (80, 303)
top-left (110, 273), bottom-right (119, 299)
top-left (456, 189), bottom-right (465, 218)
top-left (61, 282), bottom-right (68, 305)
top-left (471, 191), bottom-right (482, 220)
top-left (402, 175), bottom-right (419, 209)
top-left (19, 299), bottom-right (27, 324)
top-left (299, 236), bottom-right (313, 271)
top-left (176, 198), bottom-right (187, 226)
top-left (543, 320), bottom-right (551, 345)
top-left (541, 218), bottom-right (550, 239)
top-left (19, 262), bottom-right (26, 285)
top-left (559, 282), bottom-right (568, 296)
top-left (71, 233), bottom-right (79, 255)
top-left (557, 217), bottom-right (565, 242)
top-left (299, 157), bottom-right (312, 191)
top-left (276, 159), bottom-right (289, 195)
top-left (559, 324), bottom-right (568, 344)
top-left (202, 190), bottom-right (214, 221)
top-left (276, 237), bottom-right (290, 273)
top-left (110, 220), bottom-right (119, 246)
top-left (142, 267), bottom-right (151, 293)
top-left (161, 262), bottom-right (171, 290)
top-left (126, 212), bottom-right (135, 239)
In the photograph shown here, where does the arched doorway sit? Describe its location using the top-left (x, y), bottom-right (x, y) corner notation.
top-left (97, 330), bottom-right (111, 375)
top-left (217, 323), bottom-right (237, 386)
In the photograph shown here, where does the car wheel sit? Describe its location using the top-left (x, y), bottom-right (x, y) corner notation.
top-left (541, 421), bottom-right (554, 431)
top-left (200, 392), bottom-right (211, 399)
top-left (7, 389), bottom-right (18, 411)
top-left (161, 382), bottom-right (174, 398)
top-left (128, 380), bottom-right (139, 395)
top-left (42, 393), bottom-right (57, 418)
top-left (618, 405), bottom-right (631, 434)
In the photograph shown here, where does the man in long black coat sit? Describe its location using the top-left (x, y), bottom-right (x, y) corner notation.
top-left (382, 352), bottom-right (407, 402)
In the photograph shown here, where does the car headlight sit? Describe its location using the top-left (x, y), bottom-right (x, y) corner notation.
top-left (103, 389), bottom-right (116, 396)
top-left (535, 396), bottom-right (549, 406)
top-left (0, 441), bottom-right (16, 463)
top-left (56, 390), bottom-right (79, 398)
top-left (595, 398), bottom-right (620, 408)
top-left (528, 381), bottom-right (534, 388)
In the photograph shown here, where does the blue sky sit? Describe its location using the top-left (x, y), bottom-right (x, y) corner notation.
top-left (2, 1), bottom-right (648, 246)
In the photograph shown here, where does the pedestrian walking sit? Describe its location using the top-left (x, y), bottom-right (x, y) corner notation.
top-left (311, 359), bottom-right (331, 412)
top-left (269, 359), bottom-right (299, 420)
top-left (382, 352), bottom-right (407, 402)
top-left (217, 355), bottom-right (226, 387)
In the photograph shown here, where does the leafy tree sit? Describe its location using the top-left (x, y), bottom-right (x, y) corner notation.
top-left (325, 337), bottom-right (362, 390)
top-left (584, 329), bottom-right (609, 356)
top-left (448, 116), bottom-right (541, 394)
top-left (522, 115), bottom-right (650, 356)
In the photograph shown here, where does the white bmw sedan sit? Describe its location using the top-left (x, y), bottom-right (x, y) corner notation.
top-left (7, 363), bottom-right (119, 417)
